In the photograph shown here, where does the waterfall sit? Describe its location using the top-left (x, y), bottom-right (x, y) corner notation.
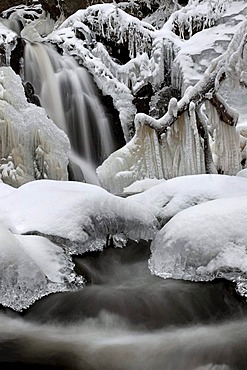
top-left (24, 42), bottom-right (116, 178)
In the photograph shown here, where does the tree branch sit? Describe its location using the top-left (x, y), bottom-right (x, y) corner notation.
top-left (209, 92), bottom-right (238, 126)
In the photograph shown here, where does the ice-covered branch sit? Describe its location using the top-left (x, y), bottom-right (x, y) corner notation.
top-left (209, 93), bottom-right (239, 127)
top-left (134, 16), bottom-right (247, 135)
top-left (134, 61), bottom-right (223, 135)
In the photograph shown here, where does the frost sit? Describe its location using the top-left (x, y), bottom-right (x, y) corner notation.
top-left (149, 196), bottom-right (247, 298)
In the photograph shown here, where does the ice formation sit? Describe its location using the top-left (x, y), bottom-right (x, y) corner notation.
top-left (149, 196), bottom-right (247, 298)
top-left (0, 180), bottom-right (158, 254)
top-left (0, 66), bottom-right (70, 186)
top-left (97, 108), bottom-right (207, 193)
top-left (0, 0), bottom-right (247, 311)
top-left (0, 21), bottom-right (18, 66)
top-left (1, 0), bottom-right (242, 191)
top-left (131, 173), bottom-right (247, 225)
top-left (43, 0), bottom-right (243, 192)
top-left (0, 223), bottom-right (84, 312)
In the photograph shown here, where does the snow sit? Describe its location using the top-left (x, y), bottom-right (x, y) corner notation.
top-left (0, 223), bottom-right (84, 312)
top-left (0, 66), bottom-right (70, 186)
top-left (162, 0), bottom-right (247, 93)
top-left (15, 0), bottom-right (244, 186)
top-left (0, 21), bottom-right (18, 65)
top-left (131, 174), bottom-right (247, 225)
top-left (97, 109), bottom-right (207, 193)
top-left (0, 179), bottom-right (157, 311)
top-left (1, 0), bottom-right (247, 311)
top-left (123, 178), bottom-right (166, 195)
top-left (91, 2), bottom-right (246, 191)
top-left (0, 180), bottom-right (158, 254)
top-left (149, 196), bottom-right (247, 298)
top-left (236, 168), bottom-right (247, 178)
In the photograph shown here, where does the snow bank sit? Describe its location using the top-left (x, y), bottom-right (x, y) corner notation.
top-left (149, 196), bottom-right (247, 298)
top-left (0, 66), bottom-right (70, 186)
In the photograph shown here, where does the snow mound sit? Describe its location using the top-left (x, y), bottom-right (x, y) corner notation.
top-left (123, 178), bottom-right (166, 195)
top-left (149, 196), bottom-right (247, 298)
top-left (0, 224), bottom-right (84, 312)
top-left (236, 168), bottom-right (247, 178)
top-left (131, 174), bottom-right (247, 224)
top-left (0, 180), bottom-right (158, 254)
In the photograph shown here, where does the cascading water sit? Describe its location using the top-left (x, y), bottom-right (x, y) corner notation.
top-left (24, 42), bottom-right (116, 180)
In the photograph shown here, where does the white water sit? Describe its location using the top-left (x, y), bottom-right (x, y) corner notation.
top-left (24, 42), bottom-right (116, 172)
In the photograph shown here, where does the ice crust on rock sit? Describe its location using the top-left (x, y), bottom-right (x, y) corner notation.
top-left (0, 224), bottom-right (84, 312)
top-left (0, 180), bottom-right (158, 254)
top-left (0, 66), bottom-right (70, 186)
top-left (149, 195), bottom-right (247, 298)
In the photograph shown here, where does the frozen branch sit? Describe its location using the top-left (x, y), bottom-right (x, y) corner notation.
top-left (209, 93), bottom-right (239, 127)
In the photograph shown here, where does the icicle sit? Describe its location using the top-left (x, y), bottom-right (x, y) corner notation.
top-left (207, 103), bottom-right (241, 175)
top-left (168, 98), bottom-right (178, 118)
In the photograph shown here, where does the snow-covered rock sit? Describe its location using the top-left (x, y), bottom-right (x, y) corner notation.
top-left (0, 180), bottom-right (158, 254)
top-left (236, 168), bottom-right (247, 178)
top-left (123, 178), bottom-right (166, 195)
top-left (149, 195), bottom-right (247, 298)
top-left (0, 223), bottom-right (84, 312)
top-left (0, 179), bottom-right (157, 311)
top-left (131, 174), bottom-right (247, 225)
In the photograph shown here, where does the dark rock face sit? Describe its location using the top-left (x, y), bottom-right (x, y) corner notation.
top-left (0, 0), bottom-right (33, 14)
top-left (39, 0), bottom-right (123, 20)
top-left (133, 83), bottom-right (154, 115)
top-left (150, 86), bottom-right (181, 118)
top-left (10, 38), bottom-right (24, 75)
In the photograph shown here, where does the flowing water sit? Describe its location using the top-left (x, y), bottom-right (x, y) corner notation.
top-left (2, 13), bottom-right (247, 370)
top-left (0, 240), bottom-right (247, 370)
top-left (24, 42), bottom-right (116, 170)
